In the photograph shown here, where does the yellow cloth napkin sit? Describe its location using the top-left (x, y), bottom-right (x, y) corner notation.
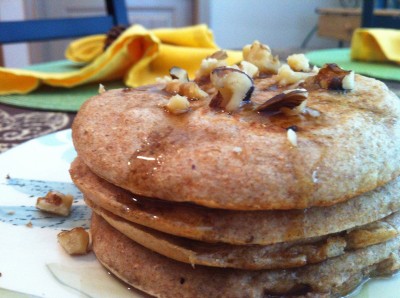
top-left (351, 28), bottom-right (400, 63)
top-left (65, 34), bottom-right (106, 63)
top-left (0, 24), bottom-right (242, 95)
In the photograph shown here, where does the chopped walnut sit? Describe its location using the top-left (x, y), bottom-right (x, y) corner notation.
top-left (209, 67), bottom-right (254, 112)
top-left (209, 50), bottom-right (228, 60)
top-left (305, 63), bottom-right (355, 90)
top-left (256, 89), bottom-right (308, 116)
top-left (195, 51), bottom-right (229, 78)
top-left (276, 64), bottom-right (316, 86)
top-left (238, 61), bottom-right (259, 78)
top-left (287, 54), bottom-right (311, 72)
top-left (164, 80), bottom-right (208, 101)
top-left (156, 75), bottom-right (173, 84)
top-left (169, 67), bottom-right (189, 82)
top-left (58, 227), bottom-right (90, 255)
top-left (98, 84), bottom-right (106, 94)
top-left (36, 191), bottom-right (73, 216)
top-left (166, 95), bottom-right (190, 114)
top-left (342, 71), bottom-right (355, 90)
top-left (287, 128), bottom-right (298, 147)
top-left (242, 41), bottom-right (280, 74)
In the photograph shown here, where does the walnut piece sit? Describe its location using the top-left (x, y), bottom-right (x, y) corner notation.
top-left (242, 41), bottom-right (280, 74)
top-left (209, 50), bottom-right (228, 60)
top-left (36, 191), bottom-right (73, 216)
top-left (305, 63), bottom-right (355, 90)
top-left (164, 80), bottom-right (208, 101)
top-left (195, 50), bottom-right (228, 79)
top-left (169, 67), bottom-right (189, 82)
top-left (256, 88), bottom-right (308, 116)
top-left (98, 84), bottom-right (106, 94)
top-left (156, 75), bottom-right (172, 84)
top-left (58, 227), bottom-right (90, 255)
top-left (287, 54), bottom-right (311, 72)
top-left (276, 64), bottom-right (316, 86)
top-left (287, 128), bottom-right (298, 147)
top-left (209, 67), bottom-right (254, 112)
top-left (238, 61), bottom-right (259, 78)
top-left (166, 95), bottom-right (190, 114)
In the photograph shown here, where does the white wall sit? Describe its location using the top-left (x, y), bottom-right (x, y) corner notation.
top-left (0, 0), bottom-right (30, 68)
top-left (209, 0), bottom-right (340, 50)
top-left (1, 0), bottom-right (344, 68)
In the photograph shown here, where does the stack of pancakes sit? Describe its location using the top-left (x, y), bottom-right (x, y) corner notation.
top-left (70, 63), bottom-right (400, 297)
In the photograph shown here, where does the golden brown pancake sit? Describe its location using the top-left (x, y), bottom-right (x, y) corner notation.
top-left (72, 75), bottom-right (400, 210)
top-left (90, 200), bottom-right (400, 270)
top-left (70, 158), bottom-right (400, 245)
top-left (91, 213), bottom-right (400, 298)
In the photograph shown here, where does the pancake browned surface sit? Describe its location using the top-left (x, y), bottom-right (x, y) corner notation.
top-left (90, 200), bottom-right (400, 270)
top-left (70, 45), bottom-right (400, 297)
top-left (91, 214), bottom-right (400, 298)
top-left (72, 75), bottom-right (400, 210)
top-left (70, 158), bottom-right (400, 245)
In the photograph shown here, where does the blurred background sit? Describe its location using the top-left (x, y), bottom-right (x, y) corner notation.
top-left (0, 0), bottom-right (366, 68)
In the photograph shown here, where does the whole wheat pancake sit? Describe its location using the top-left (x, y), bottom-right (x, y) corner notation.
top-left (90, 200), bottom-right (400, 270)
top-left (70, 158), bottom-right (400, 245)
top-left (72, 74), bottom-right (400, 210)
top-left (91, 213), bottom-right (400, 298)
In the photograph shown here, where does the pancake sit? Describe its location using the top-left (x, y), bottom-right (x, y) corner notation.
top-left (90, 200), bottom-right (400, 270)
top-left (91, 213), bottom-right (400, 298)
top-left (72, 74), bottom-right (400, 210)
top-left (70, 158), bottom-right (400, 245)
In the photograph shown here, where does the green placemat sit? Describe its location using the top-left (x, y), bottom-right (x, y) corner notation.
top-left (0, 60), bottom-right (126, 112)
top-left (306, 48), bottom-right (400, 82)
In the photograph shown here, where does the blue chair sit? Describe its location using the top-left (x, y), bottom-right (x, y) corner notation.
top-left (0, 0), bottom-right (128, 65)
top-left (362, 0), bottom-right (400, 28)
top-left (0, 0), bottom-right (128, 43)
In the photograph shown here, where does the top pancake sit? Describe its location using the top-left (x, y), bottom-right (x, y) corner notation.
top-left (72, 75), bottom-right (400, 210)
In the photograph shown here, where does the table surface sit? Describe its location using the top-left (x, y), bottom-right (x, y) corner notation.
top-left (0, 103), bottom-right (75, 153)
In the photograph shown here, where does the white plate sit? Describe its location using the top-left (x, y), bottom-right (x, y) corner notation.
top-left (0, 129), bottom-right (141, 298)
top-left (0, 129), bottom-right (399, 298)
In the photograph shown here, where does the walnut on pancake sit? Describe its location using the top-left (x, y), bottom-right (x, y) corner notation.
top-left (71, 38), bottom-right (400, 297)
top-left (255, 88), bottom-right (308, 116)
top-left (304, 63), bottom-right (355, 90)
top-left (287, 53), bottom-right (312, 72)
top-left (162, 43), bottom-right (354, 118)
top-left (72, 40), bottom-right (394, 211)
top-left (169, 66), bottom-right (190, 82)
top-left (98, 83), bottom-right (106, 94)
top-left (195, 50), bottom-right (229, 79)
top-left (166, 95), bottom-right (191, 114)
top-left (209, 67), bottom-right (254, 112)
top-left (164, 67), bottom-right (208, 102)
top-left (242, 40), bottom-right (280, 74)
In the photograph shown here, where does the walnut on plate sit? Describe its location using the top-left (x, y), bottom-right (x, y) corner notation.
top-left (58, 227), bottom-right (90, 255)
top-left (36, 191), bottom-right (73, 216)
